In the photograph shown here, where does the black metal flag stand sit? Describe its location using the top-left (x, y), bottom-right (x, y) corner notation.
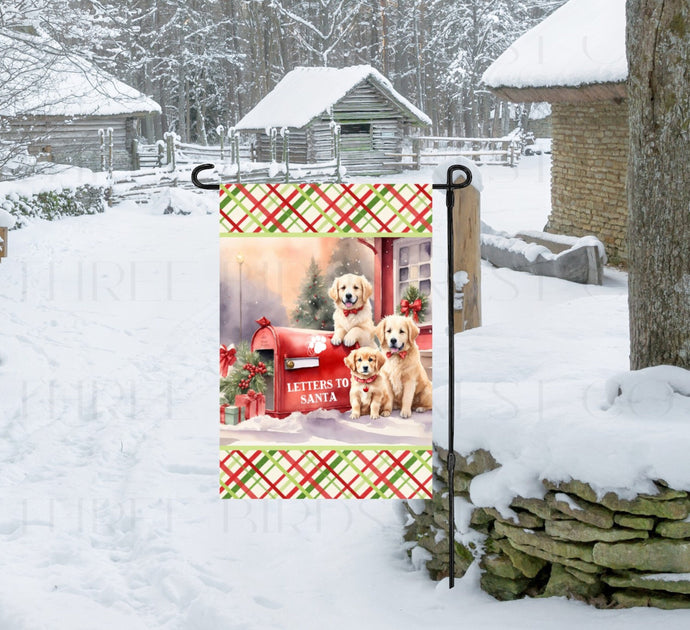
top-left (432, 164), bottom-right (472, 588)
top-left (195, 162), bottom-right (472, 588)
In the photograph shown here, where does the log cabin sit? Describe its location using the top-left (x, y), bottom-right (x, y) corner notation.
top-left (0, 28), bottom-right (160, 173)
top-left (234, 65), bottom-right (431, 176)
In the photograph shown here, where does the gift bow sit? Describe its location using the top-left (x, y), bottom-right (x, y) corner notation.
top-left (220, 345), bottom-right (237, 377)
top-left (246, 389), bottom-right (260, 400)
top-left (400, 298), bottom-right (423, 322)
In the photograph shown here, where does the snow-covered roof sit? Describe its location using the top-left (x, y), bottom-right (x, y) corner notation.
top-left (235, 65), bottom-right (430, 131)
top-left (482, 0), bottom-right (627, 99)
top-left (0, 30), bottom-right (161, 117)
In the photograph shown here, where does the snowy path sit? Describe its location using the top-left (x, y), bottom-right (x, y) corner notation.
top-left (2, 159), bottom-right (689, 628)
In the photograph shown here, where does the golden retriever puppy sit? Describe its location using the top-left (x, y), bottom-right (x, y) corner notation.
top-left (344, 347), bottom-right (393, 420)
top-left (375, 314), bottom-right (432, 418)
top-left (329, 273), bottom-right (376, 347)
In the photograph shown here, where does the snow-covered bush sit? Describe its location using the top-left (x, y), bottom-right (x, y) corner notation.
top-left (0, 184), bottom-right (106, 229)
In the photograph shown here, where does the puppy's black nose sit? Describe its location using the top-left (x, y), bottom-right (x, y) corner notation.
top-left (362, 365), bottom-right (369, 372)
top-left (390, 337), bottom-right (397, 345)
top-left (345, 292), bottom-right (353, 300)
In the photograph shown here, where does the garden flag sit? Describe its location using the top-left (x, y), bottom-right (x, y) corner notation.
top-left (219, 183), bottom-right (433, 499)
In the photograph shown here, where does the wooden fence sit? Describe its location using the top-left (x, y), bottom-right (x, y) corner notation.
top-left (131, 126), bottom-right (342, 185)
top-left (129, 130), bottom-right (520, 186)
top-left (401, 136), bottom-right (521, 168)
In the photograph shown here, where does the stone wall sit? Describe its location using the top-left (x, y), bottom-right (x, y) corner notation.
top-left (403, 447), bottom-right (690, 609)
top-left (546, 101), bottom-right (629, 265)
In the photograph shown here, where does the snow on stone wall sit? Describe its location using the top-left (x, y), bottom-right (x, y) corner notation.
top-left (405, 447), bottom-right (690, 609)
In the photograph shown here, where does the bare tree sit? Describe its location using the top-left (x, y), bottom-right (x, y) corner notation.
top-left (627, 0), bottom-right (690, 369)
top-left (271, 0), bottom-right (365, 66)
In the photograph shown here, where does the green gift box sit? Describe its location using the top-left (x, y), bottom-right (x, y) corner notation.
top-left (220, 404), bottom-right (243, 425)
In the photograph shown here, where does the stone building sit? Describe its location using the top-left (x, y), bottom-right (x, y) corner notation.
top-left (482, 0), bottom-right (629, 263)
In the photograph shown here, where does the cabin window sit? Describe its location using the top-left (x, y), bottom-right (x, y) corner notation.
top-left (341, 123), bottom-right (371, 135)
top-left (394, 238), bottom-right (432, 323)
top-left (340, 123), bottom-right (372, 151)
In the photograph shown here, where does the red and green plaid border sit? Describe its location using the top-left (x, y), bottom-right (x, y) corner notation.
top-left (220, 446), bottom-right (433, 499)
top-left (220, 182), bottom-right (433, 499)
top-left (219, 183), bottom-right (432, 236)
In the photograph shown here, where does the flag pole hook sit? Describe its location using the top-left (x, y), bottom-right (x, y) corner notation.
top-left (192, 163), bottom-right (220, 190)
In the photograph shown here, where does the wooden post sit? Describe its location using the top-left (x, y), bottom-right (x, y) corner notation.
top-left (132, 138), bottom-right (140, 170)
top-left (332, 124), bottom-right (341, 182)
top-left (234, 132), bottom-right (242, 184)
top-left (270, 128), bottom-right (277, 163)
top-left (413, 137), bottom-right (421, 170)
top-left (98, 128), bottom-right (106, 172)
top-left (169, 134), bottom-right (176, 171)
top-left (107, 128), bottom-right (114, 174)
top-left (218, 125), bottom-right (225, 161)
top-left (283, 129), bottom-right (290, 183)
top-left (106, 128), bottom-right (114, 207)
top-left (0, 227), bottom-right (7, 263)
top-left (157, 141), bottom-right (165, 167)
top-left (452, 179), bottom-right (481, 332)
top-left (164, 132), bottom-right (175, 169)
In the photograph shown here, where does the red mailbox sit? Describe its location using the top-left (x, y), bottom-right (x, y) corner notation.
top-left (250, 317), bottom-right (353, 417)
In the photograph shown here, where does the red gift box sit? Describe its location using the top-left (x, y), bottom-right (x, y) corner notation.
top-left (234, 390), bottom-right (266, 420)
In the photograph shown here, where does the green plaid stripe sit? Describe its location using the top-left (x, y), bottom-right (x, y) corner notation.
top-left (219, 446), bottom-right (433, 499)
top-left (219, 183), bottom-right (432, 236)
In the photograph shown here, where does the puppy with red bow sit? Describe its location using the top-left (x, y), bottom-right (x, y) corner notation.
top-left (375, 314), bottom-right (432, 418)
top-left (329, 273), bottom-right (376, 348)
top-left (344, 347), bottom-right (393, 420)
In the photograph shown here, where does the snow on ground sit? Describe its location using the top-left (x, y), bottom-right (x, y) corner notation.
top-left (2, 154), bottom-right (689, 628)
top-left (220, 408), bottom-right (432, 446)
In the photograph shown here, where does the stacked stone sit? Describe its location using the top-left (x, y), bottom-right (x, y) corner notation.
top-left (547, 100), bottom-right (629, 265)
top-left (404, 447), bottom-right (690, 609)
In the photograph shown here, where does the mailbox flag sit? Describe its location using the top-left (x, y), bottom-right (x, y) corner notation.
top-left (219, 182), bottom-right (433, 499)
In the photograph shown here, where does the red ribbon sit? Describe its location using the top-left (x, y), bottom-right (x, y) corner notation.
top-left (246, 389), bottom-right (260, 400)
top-left (220, 345), bottom-right (237, 377)
top-left (387, 350), bottom-right (408, 360)
top-left (400, 298), bottom-right (422, 322)
top-left (353, 374), bottom-right (378, 384)
top-left (343, 306), bottom-right (363, 317)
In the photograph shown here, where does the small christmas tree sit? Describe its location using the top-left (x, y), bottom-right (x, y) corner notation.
top-left (290, 257), bottom-right (333, 330)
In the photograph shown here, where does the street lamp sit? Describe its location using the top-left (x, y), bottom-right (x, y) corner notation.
top-left (236, 253), bottom-right (244, 340)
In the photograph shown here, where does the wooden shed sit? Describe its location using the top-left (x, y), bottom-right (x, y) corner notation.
top-left (0, 29), bottom-right (160, 173)
top-left (235, 65), bottom-right (430, 176)
top-left (482, 0), bottom-right (629, 263)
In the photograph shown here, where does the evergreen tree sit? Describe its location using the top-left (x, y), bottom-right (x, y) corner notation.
top-left (290, 257), bottom-right (333, 330)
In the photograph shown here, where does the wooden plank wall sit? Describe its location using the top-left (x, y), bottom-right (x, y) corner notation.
top-left (244, 79), bottom-right (421, 175)
top-left (254, 130), bottom-right (309, 163)
top-left (329, 81), bottom-right (406, 175)
top-left (2, 115), bottom-right (141, 171)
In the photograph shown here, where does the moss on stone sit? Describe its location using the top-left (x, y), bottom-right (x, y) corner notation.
top-left (614, 514), bottom-right (656, 531)
top-left (593, 540), bottom-right (690, 572)
top-left (546, 519), bottom-right (648, 543)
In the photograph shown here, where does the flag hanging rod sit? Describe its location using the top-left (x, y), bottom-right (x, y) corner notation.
top-left (432, 164), bottom-right (472, 589)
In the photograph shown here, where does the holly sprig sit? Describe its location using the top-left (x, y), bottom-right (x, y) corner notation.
top-left (219, 342), bottom-right (273, 403)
